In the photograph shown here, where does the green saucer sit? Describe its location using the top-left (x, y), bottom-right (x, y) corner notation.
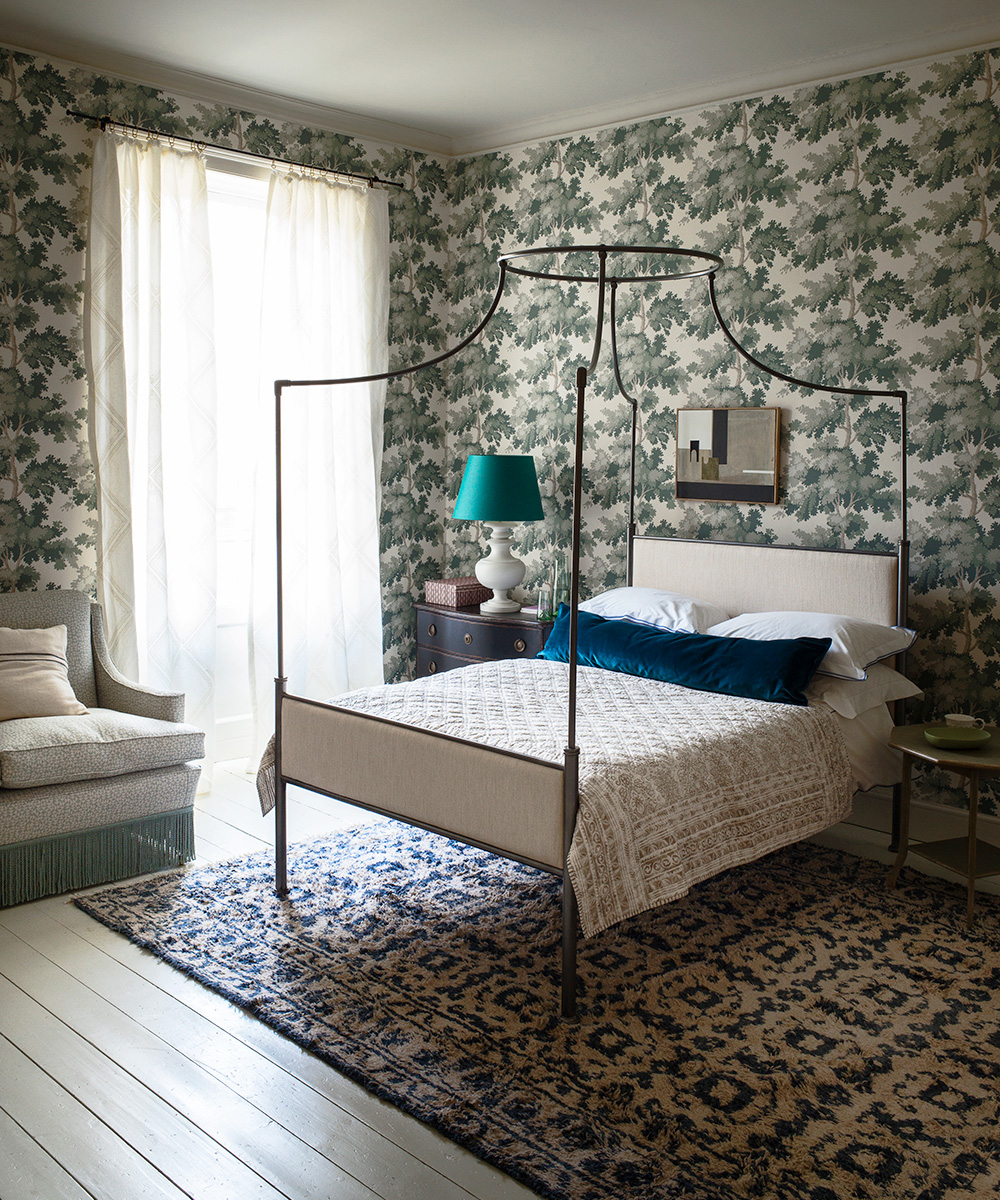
top-left (924, 726), bottom-right (991, 750)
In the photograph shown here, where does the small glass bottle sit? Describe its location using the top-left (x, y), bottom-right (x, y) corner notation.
top-left (537, 583), bottom-right (554, 621)
top-left (555, 552), bottom-right (571, 609)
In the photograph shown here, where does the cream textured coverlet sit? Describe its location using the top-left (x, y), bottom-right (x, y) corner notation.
top-left (258, 659), bottom-right (854, 936)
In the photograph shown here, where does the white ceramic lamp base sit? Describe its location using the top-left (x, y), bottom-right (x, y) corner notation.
top-left (475, 524), bottom-right (525, 614)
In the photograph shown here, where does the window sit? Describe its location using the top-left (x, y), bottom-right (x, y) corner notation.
top-left (206, 167), bottom-right (268, 761)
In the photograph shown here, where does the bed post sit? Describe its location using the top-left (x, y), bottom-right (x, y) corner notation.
top-left (889, 531), bottom-right (910, 852)
top-left (275, 676), bottom-right (288, 896)
top-left (559, 360), bottom-right (590, 1018)
top-left (889, 395), bottom-right (909, 851)
top-left (275, 379), bottom-right (289, 897)
top-left (609, 281), bottom-right (639, 588)
top-left (562, 746), bottom-right (579, 1018)
top-left (269, 274), bottom-right (513, 901)
top-left (626, 406), bottom-right (638, 588)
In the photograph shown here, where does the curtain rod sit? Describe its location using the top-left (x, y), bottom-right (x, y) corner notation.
top-left (66, 110), bottom-right (405, 191)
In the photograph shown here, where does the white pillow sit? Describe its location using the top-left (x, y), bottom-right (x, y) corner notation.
top-left (0, 624), bottom-right (89, 721)
top-left (706, 610), bottom-right (916, 681)
top-left (580, 587), bottom-right (731, 635)
top-left (805, 663), bottom-right (923, 719)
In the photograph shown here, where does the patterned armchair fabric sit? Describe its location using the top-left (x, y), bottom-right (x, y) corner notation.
top-left (0, 590), bottom-right (203, 906)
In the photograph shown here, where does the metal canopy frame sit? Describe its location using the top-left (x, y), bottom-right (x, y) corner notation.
top-left (272, 242), bottom-right (910, 1018)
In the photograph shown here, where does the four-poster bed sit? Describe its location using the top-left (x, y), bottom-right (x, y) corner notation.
top-left (263, 245), bottom-right (911, 1017)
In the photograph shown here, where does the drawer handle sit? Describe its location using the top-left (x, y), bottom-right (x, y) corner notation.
top-left (464, 633), bottom-right (473, 645)
top-left (427, 623), bottom-right (436, 637)
top-left (428, 660), bottom-right (438, 674)
top-left (514, 638), bottom-right (526, 653)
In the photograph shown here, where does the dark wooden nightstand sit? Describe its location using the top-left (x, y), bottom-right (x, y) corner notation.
top-left (887, 722), bottom-right (1000, 925)
top-left (414, 603), bottom-right (553, 678)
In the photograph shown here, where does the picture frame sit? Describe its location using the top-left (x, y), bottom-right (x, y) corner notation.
top-left (675, 407), bottom-right (781, 504)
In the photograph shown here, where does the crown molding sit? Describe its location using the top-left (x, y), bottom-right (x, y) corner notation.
top-left (452, 23), bottom-right (1000, 157)
top-left (7, 21), bottom-right (1000, 162)
top-left (5, 36), bottom-right (454, 157)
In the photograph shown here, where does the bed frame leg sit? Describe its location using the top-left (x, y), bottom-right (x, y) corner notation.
top-left (561, 874), bottom-right (578, 1019)
top-left (275, 776), bottom-right (288, 897)
top-left (274, 675), bottom-right (288, 898)
top-left (561, 744), bottom-right (580, 1020)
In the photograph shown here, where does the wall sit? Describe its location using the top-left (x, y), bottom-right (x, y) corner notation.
top-left (443, 48), bottom-right (1000, 812)
top-left (0, 45), bottom-right (453, 682)
top-left (3, 42), bottom-right (999, 813)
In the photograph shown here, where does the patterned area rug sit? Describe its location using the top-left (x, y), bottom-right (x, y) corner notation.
top-left (76, 827), bottom-right (1000, 1200)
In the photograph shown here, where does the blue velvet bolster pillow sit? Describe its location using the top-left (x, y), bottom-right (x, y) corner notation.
top-left (538, 606), bottom-right (831, 706)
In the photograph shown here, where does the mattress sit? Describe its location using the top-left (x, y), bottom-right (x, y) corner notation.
top-left (261, 658), bottom-right (856, 936)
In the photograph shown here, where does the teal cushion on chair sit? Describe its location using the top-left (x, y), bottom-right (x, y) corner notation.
top-left (539, 605), bottom-right (830, 706)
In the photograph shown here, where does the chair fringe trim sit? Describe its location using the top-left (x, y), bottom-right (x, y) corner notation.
top-left (0, 809), bottom-right (196, 907)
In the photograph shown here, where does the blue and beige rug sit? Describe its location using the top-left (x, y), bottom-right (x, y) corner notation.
top-left (76, 826), bottom-right (1000, 1200)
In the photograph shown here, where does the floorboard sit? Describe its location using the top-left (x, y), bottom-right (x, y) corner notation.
top-left (40, 898), bottom-right (530, 1200)
top-left (0, 910), bottom-right (489, 1200)
top-left (0, 1106), bottom-right (93, 1200)
top-left (0, 931), bottom-right (376, 1200)
top-left (0, 762), bottom-right (539, 1200)
top-left (0, 1034), bottom-right (191, 1200)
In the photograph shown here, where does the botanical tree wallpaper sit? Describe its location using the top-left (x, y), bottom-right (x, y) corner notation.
top-left (445, 49), bottom-right (1000, 814)
top-left (2, 40), bottom-right (998, 816)
top-left (0, 46), bottom-right (452, 687)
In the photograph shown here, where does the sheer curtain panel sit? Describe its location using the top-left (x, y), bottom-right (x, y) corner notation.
top-left (248, 170), bottom-right (390, 760)
top-left (84, 129), bottom-right (218, 774)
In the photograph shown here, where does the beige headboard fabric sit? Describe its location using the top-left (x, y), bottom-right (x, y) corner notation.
top-left (631, 537), bottom-right (901, 627)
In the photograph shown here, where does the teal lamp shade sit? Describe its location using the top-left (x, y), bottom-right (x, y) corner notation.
top-left (451, 455), bottom-right (544, 614)
top-left (452, 455), bottom-right (544, 523)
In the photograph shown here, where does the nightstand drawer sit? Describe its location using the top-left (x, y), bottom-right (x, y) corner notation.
top-left (416, 646), bottom-right (478, 678)
top-left (476, 621), bottom-right (546, 659)
top-left (414, 602), bottom-right (552, 680)
top-left (417, 608), bottom-right (478, 656)
top-left (417, 609), bottom-right (544, 660)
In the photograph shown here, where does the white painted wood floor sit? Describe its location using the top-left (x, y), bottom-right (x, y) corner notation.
top-left (0, 763), bottom-right (541, 1200)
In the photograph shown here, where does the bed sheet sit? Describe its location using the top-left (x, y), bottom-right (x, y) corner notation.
top-left (829, 703), bottom-right (902, 792)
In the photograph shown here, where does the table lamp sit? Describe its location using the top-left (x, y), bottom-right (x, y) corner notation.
top-left (452, 454), bottom-right (544, 614)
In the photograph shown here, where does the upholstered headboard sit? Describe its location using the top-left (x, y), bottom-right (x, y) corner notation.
top-left (631, 536), bottom-right (903, 627)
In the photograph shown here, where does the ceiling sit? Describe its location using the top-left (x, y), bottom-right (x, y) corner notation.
top-left (2, 0), bottom-right (998, 155)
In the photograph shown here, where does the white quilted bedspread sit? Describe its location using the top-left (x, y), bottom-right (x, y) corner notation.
top-left (260, 659), bottom-right (855, 936)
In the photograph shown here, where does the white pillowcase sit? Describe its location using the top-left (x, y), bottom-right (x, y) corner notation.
top-left (805, 663), bottom-right (922, 720)
top-left (706, 610), bottom-right (916, 680)
top-left (580, 587), bottom-right (731, 635)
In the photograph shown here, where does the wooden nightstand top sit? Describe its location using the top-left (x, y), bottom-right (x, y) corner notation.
top-left (413, 601), bottom-right (552, 630)
top-left (889, 723), bottom-right (1000, 773)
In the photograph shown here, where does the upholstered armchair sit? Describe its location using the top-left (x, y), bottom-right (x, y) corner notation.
top-left (0, 590), bottom-right (204, 906)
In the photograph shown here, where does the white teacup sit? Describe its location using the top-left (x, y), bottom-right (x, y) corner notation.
top-left (944, 713), bottom-right (986, 728)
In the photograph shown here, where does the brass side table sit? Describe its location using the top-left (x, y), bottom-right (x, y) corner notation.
top-left (888, 723), bottom-right (1000, 925)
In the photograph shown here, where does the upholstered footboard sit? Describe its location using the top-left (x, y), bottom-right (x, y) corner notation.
top-left (278, 695), bottom-right (566, 871)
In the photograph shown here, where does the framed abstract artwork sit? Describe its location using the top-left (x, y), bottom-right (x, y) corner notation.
top-left (675, 407), bottom-right (781, 504)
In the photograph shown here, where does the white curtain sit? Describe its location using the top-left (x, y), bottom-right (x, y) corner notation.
top-left (85, 133), bottom-right (390, 780)
top-left (84, 129), bottom-right (218, 775)
top-left (248, 169), bottom-right (390, 760)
